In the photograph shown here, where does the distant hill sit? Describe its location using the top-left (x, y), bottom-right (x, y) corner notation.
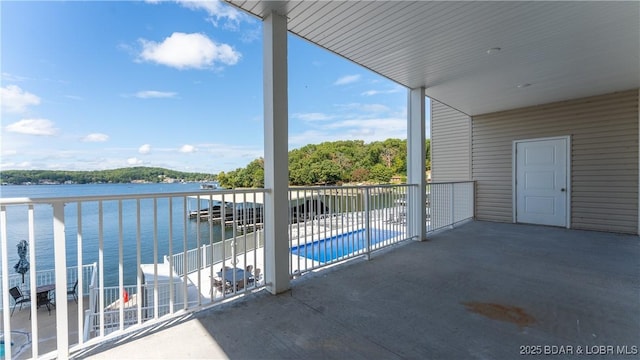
top-left (0, 167), bottom-right (216, 185)
top-left (217, 138), bottom-right (431, 188)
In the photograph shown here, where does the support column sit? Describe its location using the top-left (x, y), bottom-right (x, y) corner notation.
top-left (263, 11), bottom-right (290, 294)
top-left (407, 87), bottom-right (427, 241)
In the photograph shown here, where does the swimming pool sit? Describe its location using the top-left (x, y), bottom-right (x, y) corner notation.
top-left (290, 228), bottom-right (400, 263)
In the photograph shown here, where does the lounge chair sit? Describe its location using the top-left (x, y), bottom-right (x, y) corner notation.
top-left (9, 286), bottom-right (30, 316)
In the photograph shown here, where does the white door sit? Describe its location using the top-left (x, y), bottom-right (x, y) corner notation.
top-left (515, 138), bottom-right (568, 227)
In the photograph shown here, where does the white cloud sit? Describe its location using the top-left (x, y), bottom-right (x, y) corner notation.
top-left (292, 112), bottom-right (334, 122)
top-left (179, 144), bottom-right (197, 153)
top-left (326, 118), bottom-right (406, 132)
top-left (361, 87), bottom-right (403, 96)
top-left (82, 133), bottom-right (109, 142)
top-left (334, 74), bottom-right (361, 86)
top-left (64, 95), bottom-right (83, 100)
top-left (145, 0), bottom-right (250, 30)
top-left (5, 119), bottom-right (58, 136)
top-left (0, 161), bottom-right (32, 170)
top-left (2, 73), bottom-right (29, 82)
top-left (177, 0), bottom-right (247, 28)
top-left (135, 90), bottom-right (177, 99)
top-left (1, 85), bottom-right (41, 113)
top-left (240, 25), bottom-right (261, 43)
top-left (138, 32), bottom-right (241, 69)
top-left (339, 103), bottom-right (390, 113)
top-left (139, 144), bottom-right (152, 154)
top-left (361, 90), bottom-right (378, 96)
top-left (289, 116), bottom-right (407, 147)
top-left (127, 157), bottom-right (143, 165)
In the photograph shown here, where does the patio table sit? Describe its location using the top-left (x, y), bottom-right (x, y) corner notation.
top-left (35, 284), bottom-right (55, 314)
top-left (217, 268), bottom-right (253, 290)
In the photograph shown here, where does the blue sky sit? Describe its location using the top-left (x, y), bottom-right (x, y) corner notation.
top-left (1, 1), bottom-right (428, 174)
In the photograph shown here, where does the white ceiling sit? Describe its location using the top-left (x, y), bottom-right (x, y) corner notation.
top-left (226, 1), bottom-right (639, 116)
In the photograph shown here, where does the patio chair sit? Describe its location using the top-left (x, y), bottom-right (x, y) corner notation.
top-left (9, 286), bottom-right (31, 316)
top-left (211, 277), bottom-right (233, 297)
top-left (67, 279), bottom-right (78, 303)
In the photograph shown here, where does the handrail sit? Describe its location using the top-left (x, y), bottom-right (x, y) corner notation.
top-left (0, 183), bottom-right (474, 358)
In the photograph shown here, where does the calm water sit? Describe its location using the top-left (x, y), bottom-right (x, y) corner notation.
top-left (0, 183), bottom-right (233, 286)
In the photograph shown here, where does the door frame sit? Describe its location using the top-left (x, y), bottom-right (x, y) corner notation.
top-left (512, 135), bottom-right (571, 228)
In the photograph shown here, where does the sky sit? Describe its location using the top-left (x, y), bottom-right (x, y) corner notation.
top-left (1, 0), bottom-right (429, 174)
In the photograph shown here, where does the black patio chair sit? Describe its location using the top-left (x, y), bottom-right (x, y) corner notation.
top-left (9, 286), bottom-right (31, 316)
top-left (67, 279), bottom-right (78, 303)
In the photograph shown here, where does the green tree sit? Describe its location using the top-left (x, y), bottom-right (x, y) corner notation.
top-left (369, 164), bottom-right (394, 183)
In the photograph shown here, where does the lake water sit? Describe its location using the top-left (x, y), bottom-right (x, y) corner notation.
top-left (0, 183), bottom-right (233, 286)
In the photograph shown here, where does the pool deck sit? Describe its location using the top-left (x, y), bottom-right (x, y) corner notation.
top-left (78, 221), bottom-right (640, 359)
top-left (1, 297), bottom-right (87, 359)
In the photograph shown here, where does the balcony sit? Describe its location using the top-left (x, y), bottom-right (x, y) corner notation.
top-left (1, 183), bottom-right (474, 359)
top-left (76, 221), bottom-right (640, 359)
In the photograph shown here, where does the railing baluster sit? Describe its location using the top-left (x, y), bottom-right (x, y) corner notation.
top-left (98, 201), bottom-right (105, 337)
top-left (153, 198), bottom-right (159, 319)
top-left (53, 201), bottom-right (69, 359)
top-left (364, 188), bottom-right (371, 260)
top-left (168, 198), bottom-right (174, 313)
top-left (118, 200), bottom-right (124, 331)
top-left (27, 204), bottom-right (39, 357)
top-left (136, 199), bottom-right (142, 325)
top-left (77, 203), bottom-right (84, 345)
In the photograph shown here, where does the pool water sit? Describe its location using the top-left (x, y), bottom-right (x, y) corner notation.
top-left (291, 228), bottom-right (400, 262)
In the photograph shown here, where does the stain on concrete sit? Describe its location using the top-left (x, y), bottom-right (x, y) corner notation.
top-left (463, 302), bottom-right (535, 328)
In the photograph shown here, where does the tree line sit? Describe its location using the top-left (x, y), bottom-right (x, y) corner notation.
top-left (0, 167), bottom-right (215, 185)
top-left (217, 138), bottom-right (431, 188)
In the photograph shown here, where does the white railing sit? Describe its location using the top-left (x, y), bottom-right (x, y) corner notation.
top-left (0, 264), bottom-right (95, 309)
top-left (0, 188), bottom-right (268, 359)
top-left (170, 231), bottom-right (265, 277)
top-left (427, 181), bottom-right (475, 233)
top-left (0, 183), bottom-right (474, 359)
top-left (288, 185), bottom-right (414, 275)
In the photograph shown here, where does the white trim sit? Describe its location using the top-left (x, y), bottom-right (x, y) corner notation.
top-left (512, 135), bottom-right (571, 228)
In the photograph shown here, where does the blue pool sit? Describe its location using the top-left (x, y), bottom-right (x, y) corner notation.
top-left (291, 229), bottom-right (400, 262)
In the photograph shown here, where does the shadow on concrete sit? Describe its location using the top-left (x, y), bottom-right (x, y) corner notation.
top-left (77, 221), bottom-right (640, 359)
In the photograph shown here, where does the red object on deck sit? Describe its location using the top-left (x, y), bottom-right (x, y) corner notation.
top-left (123, 290), bottom-right (129, 303)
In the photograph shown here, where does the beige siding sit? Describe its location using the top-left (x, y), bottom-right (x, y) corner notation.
top-left (472, 89), bottom-right (639, 233)
top-left (431, 100), bottom-right (471, 181)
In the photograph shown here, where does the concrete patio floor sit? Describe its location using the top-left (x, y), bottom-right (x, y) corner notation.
top-left (79, 221), bottom-right (639, 359)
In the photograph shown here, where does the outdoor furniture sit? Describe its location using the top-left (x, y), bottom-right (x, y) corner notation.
top-left (9, 286), bottom-right (30, 316)
top-left (67, 279), bottom-right (78, 303)
top-left (211, 276), bottom-right (233, 296)
top-left (36, 284), bottom-right (55, 315)
top-left (217, 267), bottom-right (253, 291)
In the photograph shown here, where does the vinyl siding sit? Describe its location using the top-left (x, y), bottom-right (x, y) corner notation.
top-left (472, 89), bottom-right (639, 233)
top-left (431, 100), bottom-right (471, 182)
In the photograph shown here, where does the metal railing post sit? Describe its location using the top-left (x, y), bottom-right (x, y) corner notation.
top-left (450, 184), bottom-right (455, 229)
top-left (364, 187), bottom-right (371, 260)
top-left (53, 201), bottom-right (70, 359)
